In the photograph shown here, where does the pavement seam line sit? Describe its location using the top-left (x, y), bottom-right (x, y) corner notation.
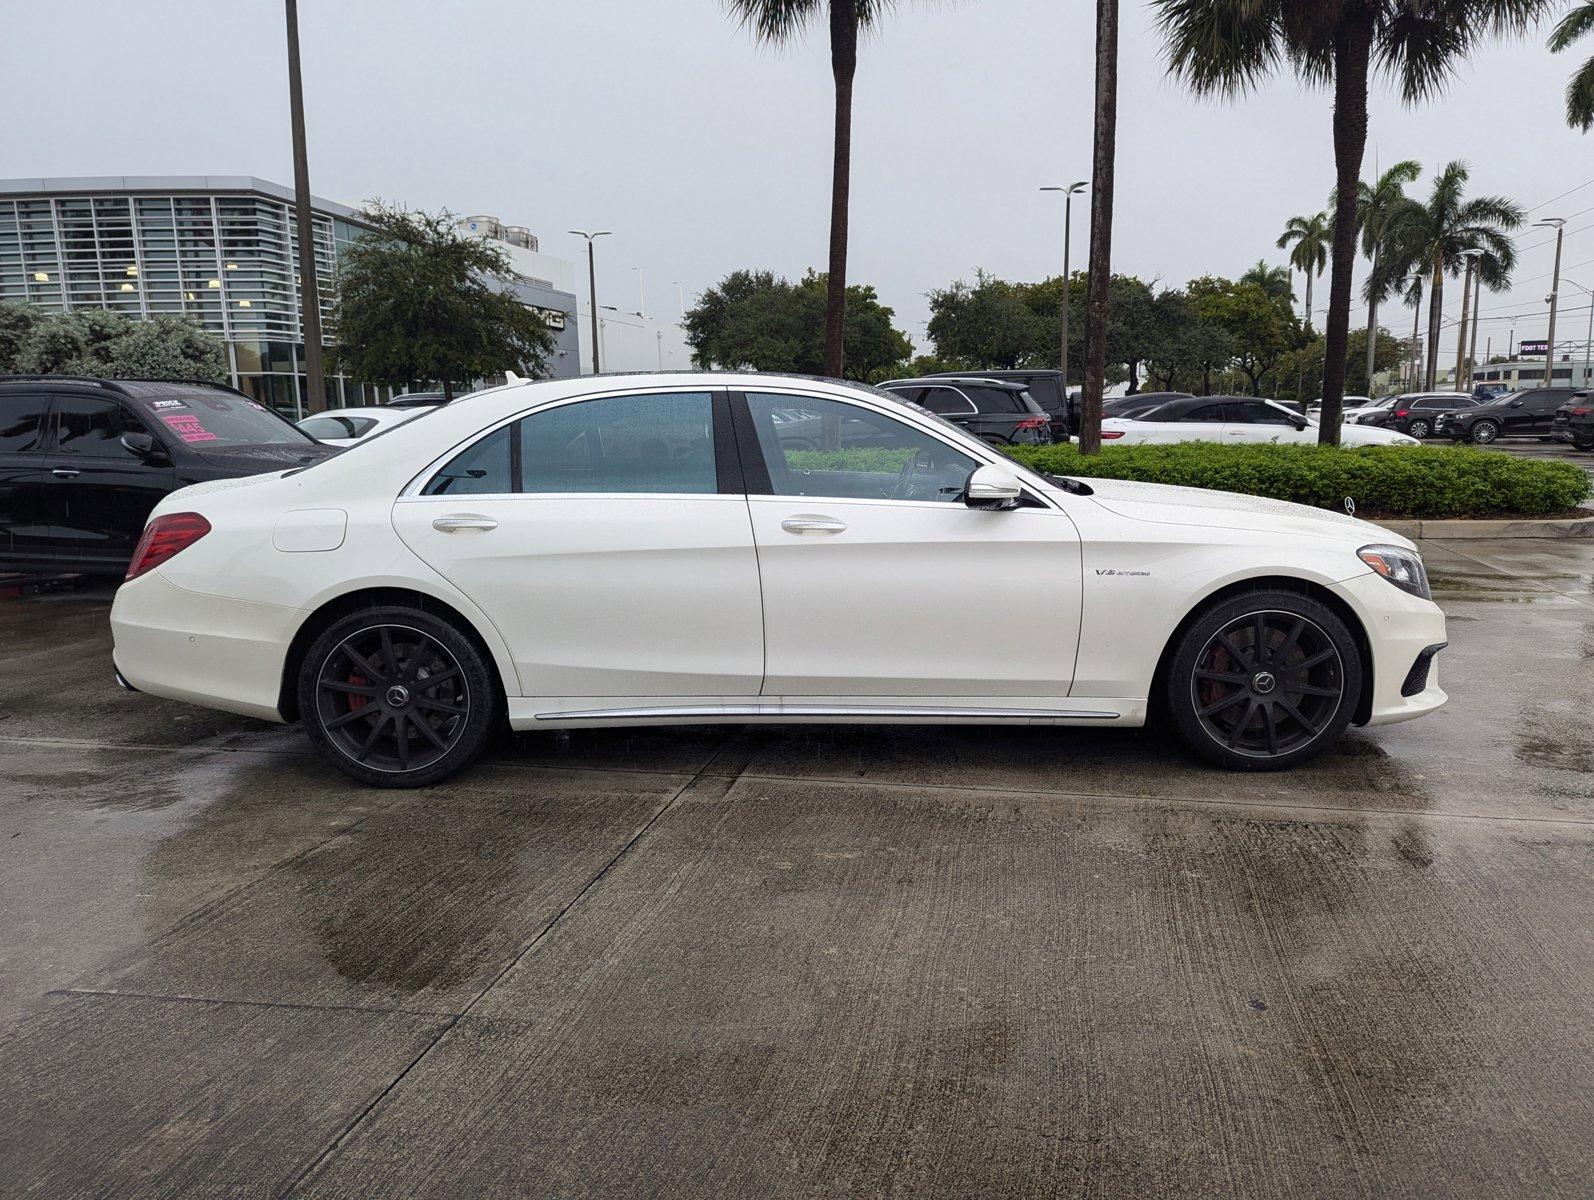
top-left (44, 988), bottom-right (458, 1020)
top-left (279, 744), bottom-right (735, 1196)
top-left (717, 769), bottom-right (1594, 828)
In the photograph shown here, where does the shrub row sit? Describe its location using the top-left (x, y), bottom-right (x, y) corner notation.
top-left (1002, 441), bottom-right (1592, 519)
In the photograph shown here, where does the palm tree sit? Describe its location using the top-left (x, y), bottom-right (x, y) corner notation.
top-left (1079, 0), bottom-right (1120, 456)
top-left (1153, 0), bottom-right (1554, 443)
top-left (1372, 160), bottom-right (1523, 390)
top-left (1354, 159), bottom-right (1423, 389)
top-left (1240, 260), bottom-right (1295, 304)
top-left (1550, 2), bottom-right (1594, 130)
top-left (727, 0), bottom-right (894, 379)
top-left (1277, 212), bottom-right (1330, 333)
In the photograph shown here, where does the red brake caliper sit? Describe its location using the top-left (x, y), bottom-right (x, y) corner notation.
top-left (347, 673), bottom-right (368, 712)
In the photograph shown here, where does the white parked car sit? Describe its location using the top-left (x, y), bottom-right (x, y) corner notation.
top-left (111, 374), bottom-right (1447, 786)
top-left (295, 405), bottom-right (426, 447)
top-left (1102, 396), bottom-right (1419, 447)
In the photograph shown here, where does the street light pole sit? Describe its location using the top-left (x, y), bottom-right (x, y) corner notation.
top-left (1536, 218), bottom-right (1566, 387)
top-left (569, 230), bottom-right (611, 375)
top-left (1455, 248), bottom-right (1482, 392)
top-left (1467, 266), bottom-right (1482, 393)
top-left (1041, 182), bottom-right (1088, 398)
top-left (284, 0), bottom-right (325, 415)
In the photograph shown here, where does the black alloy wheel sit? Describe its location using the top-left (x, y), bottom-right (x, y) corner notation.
top-left (1168, 592), bottom-right (1362, 771)
top-left (299, 606), bottom-right (498, 786)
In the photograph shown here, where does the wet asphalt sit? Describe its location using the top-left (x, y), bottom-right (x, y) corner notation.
top-left (1, 538), bottom-right (1591, 1198)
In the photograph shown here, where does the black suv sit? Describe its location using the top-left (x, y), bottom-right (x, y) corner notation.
top-left (1437, 387), bottom-right (1580, 444)
top-left (878, 377), bottom-right (1055, 446)
top-left (1551, 392), bottom-right (1594, 450)
top-left (1363, 392), bottom-right (1480, 438)
top-left (924, 369), bottom-right (1070, 441)
top-left (0, 376), bottom-right (339, 576)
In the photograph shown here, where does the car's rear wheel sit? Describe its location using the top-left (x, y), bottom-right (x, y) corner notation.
top-left (1166, 591), bottom-right (1362, 771)
top-left (1469, 419), bottom-right (1500, 444)
top-left (298, 606), bottom-right (499, 787)
top-left (1407, 418), bottom-right (1431, 438)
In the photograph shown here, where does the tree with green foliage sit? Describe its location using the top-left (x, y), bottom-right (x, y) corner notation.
top-left (1277, 211), bottom-right (1330, 333)
top-left (1240, 261), bottom-right (1294, 304)
top-left (1550, 2), bottom-right (1594, 130)
top-left (926, 273), bottom-right (1045, 371)
top-left (683, 268), bottom-right (912, 382)
top-left (1189, 276), bottom-right (1303, 396)
top-left (1154, 0), bottom-right (1554, 441)
top-left (1369, 160), bottom-right (1522, 390)
top-left (1274, 326), bottom-right (1405, 407)
top-left (330, 203), bottom-right (554, 402)
top-left (1352, 159), bottom-right (1423, 386)
top-left (0, 302), bottom-right (225, 381)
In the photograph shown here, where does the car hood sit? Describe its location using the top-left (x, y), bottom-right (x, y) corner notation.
top-left (188, 442), bottom-right (341, 472)
top-left (1059, 476), bottom-right (1413, 549)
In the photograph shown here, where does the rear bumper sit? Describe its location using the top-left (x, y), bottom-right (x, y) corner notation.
top-left (110, 569), bottom-right (295, 723)
top-left (1329, 571), bottom-right (1449, 727)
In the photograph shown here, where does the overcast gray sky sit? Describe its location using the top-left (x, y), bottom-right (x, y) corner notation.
top-left (5, 0), bottom-right (1591, 363)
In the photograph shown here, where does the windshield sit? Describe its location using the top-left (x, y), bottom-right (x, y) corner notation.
top-left (119, 383), bottom-right (314, 448)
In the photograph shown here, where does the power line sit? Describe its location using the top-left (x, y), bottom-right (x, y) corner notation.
top-left (1526, 177), bottom-right (1594, 215)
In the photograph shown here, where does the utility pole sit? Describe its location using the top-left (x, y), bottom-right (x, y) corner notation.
top-left (1467, 267), bottom-right (1482, 393)
top-left (285, 0), bottom-right (325, 415)
top-left (569, 230), bottom-right (611, 375)
top-left (1536, 218), bottom-right (1566, 387)
top-left (634, 267), bottom-right (646, 318)
top-left (1041, 182), bottom-right (1088, 400)
top-left (1455, 249), bottom-right (1482, 391)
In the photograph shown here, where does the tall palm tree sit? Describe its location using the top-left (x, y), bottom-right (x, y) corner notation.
top-left (1277, 211), bottom-right (1330, 333)
top-left (1354, 159), bottom-right (1423, 388)
top-left (1080, 0), bottom-right (1120, 456)
top-left (1152, 0), bottom-right (1554, 443)
top-left (1371, 160), bottom-right (1522, 390)
top-left (728, 0), bottom-right (894, 379)
top-left (1240, 260), bottom-right (1294, 303)
top-left (1550, 2), bottom-right (1594, 130)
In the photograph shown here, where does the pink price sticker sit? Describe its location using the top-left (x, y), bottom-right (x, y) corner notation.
top-left (159, 412), bottom-right (219, 443)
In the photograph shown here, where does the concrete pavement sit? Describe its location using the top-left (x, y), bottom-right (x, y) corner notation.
top-left (1, 540), bottom-right (1591, 1197)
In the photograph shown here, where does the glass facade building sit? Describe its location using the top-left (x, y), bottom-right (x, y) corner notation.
top-left (1, 177), bottom-right (394, 416)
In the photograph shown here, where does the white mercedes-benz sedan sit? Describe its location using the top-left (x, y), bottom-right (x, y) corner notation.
top-left (1102, 396), bottom-right (1420, 446)
top-left (110, 373), bottom-right (1448, 787)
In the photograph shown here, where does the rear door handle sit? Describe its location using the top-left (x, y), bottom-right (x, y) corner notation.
top-left (432, 514), bottom-right (498, 532)
top-left (51, 468), bottom-right (80, 479)
top-left (780, 516), bottom-right (847, 536)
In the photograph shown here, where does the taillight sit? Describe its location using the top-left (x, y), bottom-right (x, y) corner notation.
top-left (1571, 406), bottom-right (1592, 416)
top-left (125, 512), bottom-right (211, 581)
top-left (1101, 430), bottom-right (1125, 440)
top-left (1394, 409), bottom-right (1409, 418)
top-left (1014, 416), bottom-right (1048, 430)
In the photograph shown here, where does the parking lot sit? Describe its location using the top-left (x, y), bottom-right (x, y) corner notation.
top-left (2, 536), bottom-right (1591, 1197)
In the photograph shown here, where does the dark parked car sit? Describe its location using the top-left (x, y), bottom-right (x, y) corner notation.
top-left (1551, 391), bottom-right (1594, 450)
top-left (1437, 387), bottom-right (1581, 444)
top-left (878, 377), bottom-right (1054, 446)
top-left (924, 369), bottom-right (1070, 440)
top-left (1362, 392), bottom-right (1481, 438)
top-left (0, 376), bottom-right (339, 576)
top-left (1104, 392), bottom-right (1193, 420)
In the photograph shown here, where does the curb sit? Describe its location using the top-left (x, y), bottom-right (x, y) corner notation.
top-left (1376, 514), bottom-right (1594, 540)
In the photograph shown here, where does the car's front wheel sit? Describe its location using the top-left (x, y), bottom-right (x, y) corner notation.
top-left (297, 605), bottom-right (499, 787)
top-left (1166, 591), bottom-right (1362, 771)
top-left (1407, 418), bottom-right (1431, 438)
top-left (1469, 419), bottom-right (1500, 444)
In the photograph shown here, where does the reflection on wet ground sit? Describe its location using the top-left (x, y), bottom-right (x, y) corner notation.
top-left (2, 542), bottom-right (1592, 1196)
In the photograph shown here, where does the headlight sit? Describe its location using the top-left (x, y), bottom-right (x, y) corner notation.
top-left (1359, 544), bottom-right (1431, 599)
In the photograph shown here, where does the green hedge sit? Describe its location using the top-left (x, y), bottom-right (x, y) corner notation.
top-left (1003, 442), bottom-right (1592, 519)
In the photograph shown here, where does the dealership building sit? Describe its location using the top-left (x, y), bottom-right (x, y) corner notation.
top-left (0, 175), bottom-right (582, 416)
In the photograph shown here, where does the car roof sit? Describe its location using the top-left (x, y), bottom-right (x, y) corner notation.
top-left (0, 374), bottom-right (247, 399)
top-left (299, 406), bottom-right (408, 420)
top-left (880, 376), bottom-right (1029, 391)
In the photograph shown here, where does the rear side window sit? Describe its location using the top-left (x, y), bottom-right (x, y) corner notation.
top-left (1183, 404), bottom-right (1227, 423)
top-left (425, 426), bottom-right (513, 495)
top-left (0, 393), bottom-right (47, 453)
top-left (53, 396), bottom-right (148, 458)
top-left (966, 386), bottom-right (1027, 414)
top-left (917, 388), bottom-right (976, 416)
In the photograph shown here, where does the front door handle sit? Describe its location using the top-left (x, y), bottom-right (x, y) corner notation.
top-left (51, 467), bottom-right (80, 479)
top-left (781, 516), bottom-right (847, 536)
top-left (432, 514), bottom-right (498, 533)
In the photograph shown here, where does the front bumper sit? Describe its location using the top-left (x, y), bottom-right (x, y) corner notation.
top-left (111, 569), bottom-right (296, 723)
top-left (1329, 571), bottom-right (1449, 727)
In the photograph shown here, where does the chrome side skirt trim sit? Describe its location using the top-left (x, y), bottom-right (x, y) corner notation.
top-left (533, 703), bottom-right (1120, 722)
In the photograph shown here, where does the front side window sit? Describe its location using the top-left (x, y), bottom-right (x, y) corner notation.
top-left (52, 396), bottom-right (147, 458)
top-left (0, 393), bottom-right (48, 454)
top-left (1237, 403), bottom-right (1294, 426)
top-left (746, 392), bottom-right (977, 503)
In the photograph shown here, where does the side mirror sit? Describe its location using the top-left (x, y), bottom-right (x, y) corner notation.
top-left (964, 464), bottom-right (1022, 511)
top-left (1290, 414), bottom-right (1309, 429)
top-left (1509, 399), bottom-right (1524, 408)
top-left (120, 431), bottom-right (161, 460)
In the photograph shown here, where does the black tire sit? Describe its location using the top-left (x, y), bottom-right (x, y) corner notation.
top-left (1574, 440), bottom-right (1594, 452)
top-left (1469, 419), bottom-right (1499, 445)
top-left (1165, 590), bottom-right (1362, 772)
top-left (297, 605), bottom-right (499, 787)
top-left (1407, 418), bottom-right (1431, 439)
